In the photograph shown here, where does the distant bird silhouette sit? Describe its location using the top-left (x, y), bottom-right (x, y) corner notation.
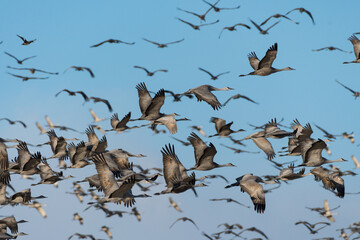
top-left (313, 46), bottom-right (351, 53)
top-left (89, 97), bottom-right (113, 112)
top-left (55, 89), bottom-right (89, 102)
top-left (133, 66), bottom-right (168, 76)
top-left (209, 198), bottom-right (250, 208)
top-left (177, 18), bottom-right (219, 30)
top-left (336, 80), bottom-right (360, 98)
top-left (7, 72), bottom-right (49, 81)
top-left (239, 43), bottom-right (295, 77)
top-left (222, 93), bottom-right (258, 106)
top-left (202, 0), bottom-right (240, 12)
top-left (220, 144), bottom-right (259, 154)
top-left (17, 34), bottom-right (36, 45)
top-left (89, 109), bottom-right (106, 123)
top-left (286, 8), bottom-right (315, 24)
top-left (238, 227), bottom-right (269, 239)
top-left (198, 67), bottom-right (230, 80)
top-left (295, 221), bottom-right (330, 234)
top-left (352, 155), bottom-right (360, 169)
top-left (4, 52), bottom-right (36, 64)
top-left (143, 38), bottom-right (184, 48)
top-left (249, 19), bottom-right (280, 35)
top-left (90, 39), bottom-right (135, 47)
top-left (170, 217), bottom-right (199, 230)
top-left (218, 23), bottom-right (251, 38)
top-left (0, 118), bottom-right (26, 128)
top-left (169, 197), bottom-right (182, 212)
top-left (260, 14), bottom-right (298, 26)
top-left (176, 7), bottom-right (212, 22)
top-left (190, 125), bottom-right (207, 137)
top-left (314, 124), bottom-right (337, 139)
top-left (344, 35), bottom-right (360, 64)
top-left (64, 66), bottom-right (95, 78)
top-left (101, 226), bottom-right (112, 239)
top-left (7, 66), bottom-right (58, 74)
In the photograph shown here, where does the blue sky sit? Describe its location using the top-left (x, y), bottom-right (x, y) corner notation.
top-left (1, 0), bottom-right (360, 239)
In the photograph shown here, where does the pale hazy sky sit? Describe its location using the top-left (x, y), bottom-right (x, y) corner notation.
top-left (1, 0), bottom-right (360, 239)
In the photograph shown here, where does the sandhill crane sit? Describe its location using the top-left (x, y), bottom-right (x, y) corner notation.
top-left (101, 226), bottom-right (112, 239)
top-left (169, 197), bottom-right (182, 212)
top-left (177, 85), bottom-right (233, 110)
top-left (4, 52), bottom-right (36, 64)
top-left (197, 174), bottom-right (229, 183)
top-left (17, 34), bottom-right (36, 45)
top-left (47, 130), bottom-right (68, 159)
top-left (130, 207), bottom-right (141, 221)
top-left (8, 188), bottom-right (46, 205)
top-left (315, 124), bottom-right (337, 139)
top-left (67, 141), bottom-right (91, 169)
top-left (209, 117), bottom-right (245, 137)
top-left (202, 0), bottom-right (240, 12)
top-left (225, 174), bottom-right (266, 213)
top-left (170, 217), bottom-right (199, 230)
top-left (176, 7), bottom-right (212, 22)
top-left (209, 198), bottom-right (250, 208)
top-left (220, 144), bottom-right (259, 154)
top-left (352, 155), bottom-right (360, 168)
top-left (142, 38), bottom-right (184, 48)
top-left (35, 122), bottom-right (48, 134)
top-left (298, 139), bottom-right (346, 167)
top-left (89, 153), bottom-right (149, 206)
top-left (31, 160), bottom-right (73, 186)
top-left (190, 125), bottom-right (206, 136)
top-left (239, 43), bottom-right (295, 77)
top-left (177, 18), bottom-right (219, 30)
top-left (222, 93), bottom-right (258, 106)
top-left (45, 116), bottom-right (78, 132)
top-left (151, 113), bottom-right (190, 134)
top-left (260, 14), bottom-right (299, 26)
top-left (68, 233), bottom-right (97, 240)
top-left (155, 144), bottom-right (199, 196)
top-left (55, 89), bottom-right (89, 102)
top-left (135, 82), bottom-right (165, 120)
top-left (344, 35), bottom-right (360, 64)
top-left (198, 67), bottom-right (230, 80)
top-left (307, 200), bottom-right (339, 222)
top-left (336, 80), bottom-right (360, 98)
top-left (73, 213), bottom-right (83, 225)
top-left (26, 201), bottom-right (47, 218)
top-left (295, 221), bottom-right (330, 234)
top-left (238, 227), bottom-right (269, 239)
top-left (217, 223), bottom-right (243, 230)
top-left (218, 23), bottom-right (250, 38)
top-left (310, 166), bottom-right (345, 198)
top-left (90, 109), bottom-right (105, 123)
top-left (171, 137), bottom-right (191, 146)
top-left (0, 118), bottom-right (26, 128)
top-left (286, 8), bottom-right (315, 24)
top-left (89, 97), bottom-right (113, 112)
top-left (90, 39), bottom-right (135, 47)
top-left (0, 141), bottom-right (11, 185)
top-left (0, 216), bottom-right (27, 234)
top-left (133, 66), bottom-right (168, 76)
top-left (249, 19), bottom-right (280, 35)
top-left (7, 72), bottom-right (49, 81)
top-left (0, 232), bottom-right (28, 239)
top-left (275, 163), bottom-right (308, 182)
top-left (10, 142), bottom-right (41, 176)
top-left (7, 66), bottom-right (58, 74)
top-left (313, 46), bottom-right (351, 53)
top-left (187, 132), bottom-right (235, 170)
top-left (64, 66), bottom-right (95, 78)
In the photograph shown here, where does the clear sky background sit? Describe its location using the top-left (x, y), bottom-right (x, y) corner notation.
top-left (1, 0), bottom-right (360, 239)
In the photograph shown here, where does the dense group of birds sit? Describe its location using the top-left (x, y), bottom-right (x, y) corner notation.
top-left (1, 1), bottom-right (360, 239)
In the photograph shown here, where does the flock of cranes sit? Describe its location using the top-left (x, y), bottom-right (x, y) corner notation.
top-left (1, 0), bottom-right (360, 239)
